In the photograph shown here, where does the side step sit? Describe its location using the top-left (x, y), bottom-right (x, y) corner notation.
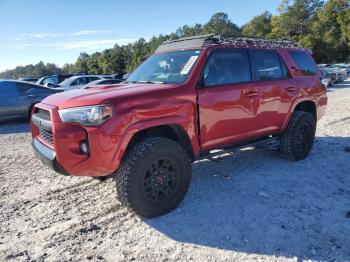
top-left (199, 136), bottom-right (280, 162)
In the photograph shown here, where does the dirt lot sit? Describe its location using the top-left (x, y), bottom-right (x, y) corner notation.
top-left (1, 81), bottom-right (350, 262)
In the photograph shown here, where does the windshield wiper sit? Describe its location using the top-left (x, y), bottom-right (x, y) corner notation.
top-left (130, 80), bottom-right (165, 84)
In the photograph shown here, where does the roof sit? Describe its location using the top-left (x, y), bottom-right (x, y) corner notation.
top-left (155, 34), bottom-right (304, 54)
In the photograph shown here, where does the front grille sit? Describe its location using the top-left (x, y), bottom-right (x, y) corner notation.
top-left (37, 108), bottom-right (51, 120)
top-left (35, 107), bottom-right (53, 145)
top-left (39, 129), bottom-right (54, 145)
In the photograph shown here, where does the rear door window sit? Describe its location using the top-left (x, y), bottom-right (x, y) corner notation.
top-left (88, 77), bottom-right (100, 83)
top-left (280, 59), bottom-right (291, 78)
top-left (0, 82), bottom-right (18, 97)
top-left (254, 51), bottom-right (283, 80)
top-left (289, 51), bottom-right (318, 75)
top-left (203, 49), bottom-right (251, 87)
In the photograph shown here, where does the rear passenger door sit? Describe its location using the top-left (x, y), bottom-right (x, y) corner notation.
top-left (16, 82), bottom-right (35, 116)
top-left (197, 49), bottom-right (263, 150)
top-left (252, 50), bottom-right (296, 134)
top-left (0, 82), bottom-right (20, 118)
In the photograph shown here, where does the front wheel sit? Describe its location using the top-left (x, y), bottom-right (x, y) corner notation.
top-left (115, 137), bottom-right (192, 218)
top-left (279, 111), bottom-right (316, 160)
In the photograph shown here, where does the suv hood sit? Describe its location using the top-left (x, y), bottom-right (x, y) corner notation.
top-left (42, 83), bottom-right (176, 109)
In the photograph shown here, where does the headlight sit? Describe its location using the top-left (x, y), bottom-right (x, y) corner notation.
top-left (58, 105), bottom-right (114, 126)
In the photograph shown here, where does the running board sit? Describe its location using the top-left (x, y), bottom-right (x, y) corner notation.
top-left (199, 136), bottom-right (280, 162)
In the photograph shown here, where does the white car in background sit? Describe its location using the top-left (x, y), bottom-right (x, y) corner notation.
top-left (80, 78), bottom-right (123, 89)
top-left (329, 68), bottom-right (348, 82)
top-left (60, 75), bottom-right (107, 91)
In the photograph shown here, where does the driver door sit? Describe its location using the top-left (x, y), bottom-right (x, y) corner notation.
top-left (197, 49), bottom-right (263, 150)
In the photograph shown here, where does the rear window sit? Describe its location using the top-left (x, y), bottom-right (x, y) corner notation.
top-left (289, 51), bottom-right (318, 76)
top-left (254, 51), bottom-right (283, 80)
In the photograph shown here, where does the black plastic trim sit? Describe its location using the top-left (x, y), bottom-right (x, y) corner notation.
top-left (32, 138), bottom-right (69, 176)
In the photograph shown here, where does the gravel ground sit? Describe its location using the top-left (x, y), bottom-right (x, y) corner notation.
top-left (0, 81), bottom-right (350, 262)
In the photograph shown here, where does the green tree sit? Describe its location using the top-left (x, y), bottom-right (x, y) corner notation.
top-left (242, 11), bottom-right (273, 37)
top-left (203, 12), bottom-right (241, 37)
top-left (271, 0), bottom-right (323, 40)
top-left (309, 0), bottom-right (350, 62)
top-left (74, 52), bottom-right (90, 73)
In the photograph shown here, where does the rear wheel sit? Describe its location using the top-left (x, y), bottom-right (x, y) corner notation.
top-left (115, 137), bottom-right (192, 218)
top-left (279, 111), bottom-right (316, 160)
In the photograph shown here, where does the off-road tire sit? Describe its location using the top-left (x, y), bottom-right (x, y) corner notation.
top-left (279, 111), bottom-right (316, 160)
top-left (115, 137), bottom-right (192, 218)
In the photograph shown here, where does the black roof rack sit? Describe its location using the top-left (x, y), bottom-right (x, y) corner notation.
top-left (155, 34), bottom-right (303, 53)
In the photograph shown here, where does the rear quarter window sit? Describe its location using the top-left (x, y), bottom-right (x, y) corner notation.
top-left (289, 51), bottom-right (318, 76)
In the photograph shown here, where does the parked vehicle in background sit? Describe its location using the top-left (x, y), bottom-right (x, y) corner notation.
top-left (0, 80), bottom-right (62, 121)
top-left (333, 64), bottom-right (350, 77)
top-left (98, 75), bottom-right (113, 79)
top-left (81, 79), bottom-right (123, 89)
top-left (18, 77), bottom-right (40, 83)
top-left (318, 64), bottom-right (331, 68)
top-left (59, 75), bottom-right (106, 91)
top-left (320, 68), bottom-right (336, 87)
top-left (111, 73), bottom-right (125, 80)
top-left (31, 35), bottom-right (327, 218)
top-left (329, 68), bottom-right (348, 82)
top-left (36, 74), bottom-right (73, 87)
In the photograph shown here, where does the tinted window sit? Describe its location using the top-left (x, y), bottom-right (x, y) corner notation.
top-left (42, 76), bottom-right (58, 85)
top-left (88, 77), bottom-right (100, 83)
top-left (254, 51), bottom-right (282, 80)
top-left (289, 51), bottom-right (318, 75)
top-left (71, 77), bottom-right (88, 86)
top-left (281, 59), bottom-right (291, 78)
top-left (0, 82), bottom-right (18, 97)
top-left (203, 50), bottom-right (251, 86)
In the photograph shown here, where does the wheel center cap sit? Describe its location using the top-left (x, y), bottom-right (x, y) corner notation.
top-left (155, 175), bottom-right (165, 185)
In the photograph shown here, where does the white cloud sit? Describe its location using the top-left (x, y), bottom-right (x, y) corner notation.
top-left (9, 33), bottom-right (62, 41)
top-left (72, 30), bottom-right (112, 36)
top-left (58, 39), bottom-right (135, 50)
top-left (9, 30), bottom-right (113, 41)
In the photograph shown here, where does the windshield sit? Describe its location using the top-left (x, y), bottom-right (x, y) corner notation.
top-left (127, 49), bottom-right (202, 84)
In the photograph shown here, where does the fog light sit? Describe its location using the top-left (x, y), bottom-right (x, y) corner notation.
top-left (80, 140), bottom-right (90, 155)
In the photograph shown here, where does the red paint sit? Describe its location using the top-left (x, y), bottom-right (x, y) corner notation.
top-left (31, 44), bottom-right (327, 177)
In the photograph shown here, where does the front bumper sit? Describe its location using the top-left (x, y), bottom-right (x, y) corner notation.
top-left (31, 102), bottom-right (133, 177)
top-left (32, 138), bottom-right (69, 175)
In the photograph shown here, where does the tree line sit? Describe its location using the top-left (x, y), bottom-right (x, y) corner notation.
top-left (1, 0), bottom-right (349, 80)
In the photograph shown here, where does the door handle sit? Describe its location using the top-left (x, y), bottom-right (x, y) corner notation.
top-left (286, 86), bottom-right (297, 93)
top-left (243, 89), bottom-right (259, 97)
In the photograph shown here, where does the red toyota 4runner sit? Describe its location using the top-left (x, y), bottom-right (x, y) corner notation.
top-left (31, 35), bottom-right (327, 218)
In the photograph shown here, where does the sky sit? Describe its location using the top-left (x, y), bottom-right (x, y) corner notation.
top-left (0, 0), bottom-right (282, 72)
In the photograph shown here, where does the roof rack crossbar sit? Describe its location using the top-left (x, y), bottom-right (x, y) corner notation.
top-left (155, 35), bottom-right (303, 53)
top-left (206, 36), bottom-right (300, 49)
